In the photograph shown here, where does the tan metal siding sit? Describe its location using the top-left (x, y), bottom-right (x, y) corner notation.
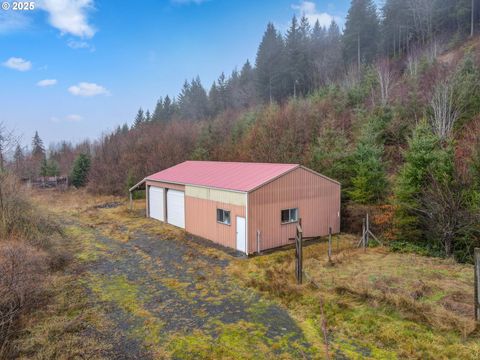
top-left (185, 185), bottom-right (246, 206)
top-left (185, 196), bottom-right (246, 249)
top-left (145, 180), bottom-right (185, 191)
top-left (248, 167), bottom-right (340, 253)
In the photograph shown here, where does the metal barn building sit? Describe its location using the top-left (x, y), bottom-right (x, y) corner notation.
top-left (131, 161), bottom-right (341, 254)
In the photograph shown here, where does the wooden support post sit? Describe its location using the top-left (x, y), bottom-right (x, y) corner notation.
top-left (475, 248), bottom-right (480, 322)
top-left (129, 192), bottom-right (133, 211)
top-left (328, 226), bottom-right (332, 262)
top-left (256, 230), bottom-right (261, 254)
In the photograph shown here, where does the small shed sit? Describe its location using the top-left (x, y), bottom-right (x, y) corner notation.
top-left (130, 161), bottom-right (341, 254)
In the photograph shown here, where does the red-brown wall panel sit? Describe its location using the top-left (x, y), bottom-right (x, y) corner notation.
top-left (185, 196), bottom-right (246, 250)
top-left (248, 168), bottom-right (340, 253)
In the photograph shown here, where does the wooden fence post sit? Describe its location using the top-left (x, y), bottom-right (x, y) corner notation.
top-left (295, 218), bottom-right (303, 284)
top-left (475, 248), bottom-right (480, 322)
top-left (366, 213), bottom-right (370, 248)
top-left (362, 217), bottom-right (366, 251)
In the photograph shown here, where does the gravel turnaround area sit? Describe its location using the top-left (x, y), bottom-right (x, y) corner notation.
top-left (67, 209), bottom-right (313, 359)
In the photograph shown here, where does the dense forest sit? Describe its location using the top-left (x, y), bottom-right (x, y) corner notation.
top-left (10, 0), bottom-right (480, 262)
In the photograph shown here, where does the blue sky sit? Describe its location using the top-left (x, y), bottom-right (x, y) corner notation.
top-left (0, 0), bottom-right (354, 149)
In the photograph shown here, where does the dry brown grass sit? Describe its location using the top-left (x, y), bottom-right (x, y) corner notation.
top-left (228, 237), bottom-right (480, 359)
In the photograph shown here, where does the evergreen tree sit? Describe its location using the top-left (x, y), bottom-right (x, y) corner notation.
top-left (145, 110), bottom-right (151, 122)
top-left (70, 153), bottom-right (91, 188)
top-left (161, 95), bottom-right (176, 121)
top-left (285, 16), bottom-right (305, 97)
top-left (381, 0), bottom-right (410, 57)
top-left (237, 60), bottom-right (257, 108)
top-left (343, 0), bottom-right (380, 66)
top-left (152, 97), bottom-right (164, 122)
top-left (31, 131), bottom-right (46, 178)
top-left (348, 113), bottom-right (389, 203)
top-left (325, 21), bottom-right (344, 82)
top-left (32, 131), bottom-right (45, 159)
top-left (348, 140), bottom-right (388, 203)
top-left (133, 108), bottom-right (145, 128)
top-left (394, 120), bottom-right (450, 242)
top-left (310, 126), bottom-right (354, 191)
top-left (178, 77), bottom-right (209, 120)
top-left (311, 20), bottom-right (328, 87)
top-left (255, 23), bottom-right (286, 103)
top-left (13, 144), bottom-right (24, 176)
top-left (208, 82), bottom-right (221, 116)
top-left (40, 157), bottom-right (49, 177)
top-left (39, 157), bottom-right (60, 177)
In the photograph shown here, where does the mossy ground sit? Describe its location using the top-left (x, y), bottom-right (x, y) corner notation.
top-left (20, 190), bottom-right (310, 359)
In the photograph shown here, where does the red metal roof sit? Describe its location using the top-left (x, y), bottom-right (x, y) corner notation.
top-left (146, 161), bottom-right (299, 192)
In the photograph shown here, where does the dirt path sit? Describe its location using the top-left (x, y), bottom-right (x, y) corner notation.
top-left (62, 205), bottom-right (313, 359)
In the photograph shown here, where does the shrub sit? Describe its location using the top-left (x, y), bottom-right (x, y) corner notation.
top-left (0, 242), bottom-right (48, 357)
top-left (0, 173), bottom-right (58, 245)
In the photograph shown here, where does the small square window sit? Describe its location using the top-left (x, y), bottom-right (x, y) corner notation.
top-left (217, 209), bottom-right (231, 225)
top-left (281, 208), bottom-right (298, 224)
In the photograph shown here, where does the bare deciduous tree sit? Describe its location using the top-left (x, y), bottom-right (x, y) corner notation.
top-left (408, 0), bottom-right (434, 44)
top-left (421, 177), bottom-right (480, 258)
top-left (0, 122), bottom-right (17, 172)
top-left (375, 59), bottom-right (394, 106)
top-left (430, 80), bottom-right (461, 140)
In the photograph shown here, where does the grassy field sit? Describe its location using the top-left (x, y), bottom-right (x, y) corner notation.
top-left (229, 238), bottom-right (480, 359)
top-left (14, 189), bottom-right (480, 359)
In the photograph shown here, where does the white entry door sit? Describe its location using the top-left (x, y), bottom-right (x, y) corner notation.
top-left (236, 216), bottom-right (246, 253)
top-left (149, 186), bottom-right (164, 221)
top-left (167, 190), bottom-right (185, 229)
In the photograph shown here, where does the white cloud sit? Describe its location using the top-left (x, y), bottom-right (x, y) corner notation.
top-left (38, 0), bottom-right (96, 38)
top-left (68, 82), bottom-right (109, 97)
top-left (37, 79), bottom-right (58, 87)
top-left (51, 114), bottom-right (83, 123)
top-left (3, 57), bottom-right (32, 71)
top-left (66, 114), bottom-right (83, 121)
top-left (291, 1), bottom-right (341, 28)
top-left (0, 11), bottom-right (31, 34)
top-left (67, 39), bottom-right (95, 51)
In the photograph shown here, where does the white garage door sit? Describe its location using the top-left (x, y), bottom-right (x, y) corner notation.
top-left (167, 190), bottom-right (185, 229)
top-left (148, 186), bottom-right (164, 221)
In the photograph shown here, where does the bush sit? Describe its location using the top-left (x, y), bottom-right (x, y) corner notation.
top-left (0, 242), bottom-right (48, 357)
top-left (0, 172), bottom-right (64, 357)
top-left (0, 173), bottom-right (58, 246)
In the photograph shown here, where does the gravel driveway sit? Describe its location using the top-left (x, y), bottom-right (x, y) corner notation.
top-left (69, 208), bottom-right (312, 359)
